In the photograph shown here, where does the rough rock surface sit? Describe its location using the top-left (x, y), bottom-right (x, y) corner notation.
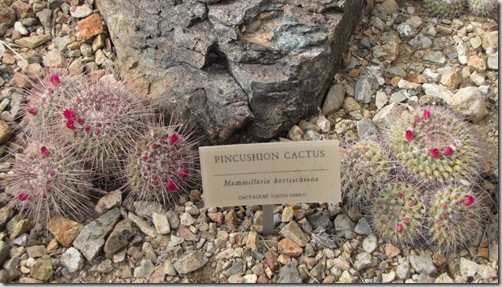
top-left (95, 0), bottom-right (366, 144)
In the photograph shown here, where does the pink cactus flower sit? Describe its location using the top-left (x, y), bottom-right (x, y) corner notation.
top-left (28, 107), bottom-right (38, 116)
top-left (50, 74), bottom-right (60, 86)
top-left (63, 109), bottom-right (76, 120)
top-left (443, 146), bottom-right (453, 156)
top-left (18, 192), bottom-right (29, 201)
top-left (179, 169), bottom-right (190, 178)
top-left (430, 148), bottom-right (440, 159)
top-left (66, 119), bottom-right (77, 130)
top-left (40, 146), bottom-right (50, 157)
top-left (170, 134), bottom-right (180, 145)
top-left (167, 180), bottom-right (177, 192)
top-left (402, 218), bottom-right (410, 225)
top-left (396, 224), bottom-right (403, 233)
top-left (423, 109), bottom-right (431, 120)
top-left (464, 196), bottom-right (475, 206)
top-left (405, 130), bottom-right (414, 141)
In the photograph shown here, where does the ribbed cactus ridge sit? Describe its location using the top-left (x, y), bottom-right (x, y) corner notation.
top-left (467, 0), bottom-right (497, 16)
top-left (387, 106), bottom-right (482, 186)
top-left (341, 141), bottom-right (390, 207)
top-left (125, 119), bottom-right (200, 207)
top-left (5, 140), bottom-right (94, 229)
top-left (426, 185), bottom-right (490, 251)
top-left (370, 182), bottom-right (426, 246)
top-left (423, 0), bottom-right (465, 16)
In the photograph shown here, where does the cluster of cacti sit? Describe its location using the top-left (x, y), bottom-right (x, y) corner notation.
top-left (4, 136), bottom-right (95, 229)
top-left (125, 119), bottom-right (200, 205)
top-left (340, 140), bottom-right (391, 208)
top-left (426, 185), bottom-right (490, 251)
top-left (7, 70), bottom-right (201, 229)
top-left (423, 0), bottom-right (497, 16)
top-left (387, 106), bottom-right (482, 186)
top-left (348, 105), bottom-right (493, 251)
top-left (370, 181), bottom-right (426, 246)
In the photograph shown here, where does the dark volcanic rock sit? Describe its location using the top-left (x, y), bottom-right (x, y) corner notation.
top-left (96, 0), bottom-right (365, 143)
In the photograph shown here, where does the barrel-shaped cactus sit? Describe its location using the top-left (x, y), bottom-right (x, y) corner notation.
top-left (386, 106), bottom-right (483, 186)
top-left (424, 0), bottom-right (465, 16)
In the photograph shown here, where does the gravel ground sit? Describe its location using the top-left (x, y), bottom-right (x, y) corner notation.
top-left (0, 0), bottom-right (498, 283)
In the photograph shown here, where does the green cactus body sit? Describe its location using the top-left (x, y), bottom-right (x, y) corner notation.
top-left (427, 185), bottom-right (490, 251)
top-left (341, 141), bottom-right (390, 207)
top-left (125, 122), bottom-right (200, 206)
top-left (388, 106), bottom-right (482, 185)
top-left (5, 141), bottom-right (94, 228)
top-left (467, 0), bottom-right (497, 16)
top-left (423, 0), bottom-right (465, 16)
top-left (370, 182), bottom-right (426, 246)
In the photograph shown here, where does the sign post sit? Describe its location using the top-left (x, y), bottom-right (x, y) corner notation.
top-left (199, 141), bottom-right (341, 235)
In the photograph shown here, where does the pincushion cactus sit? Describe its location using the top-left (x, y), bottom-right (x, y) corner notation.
top-left (386, 106), bottom-right (483, 186)
top-left (124, 118), bottom-right (200, 206)
top-left (20, 71), bottom-right (154, 181)
top-left (467, 0), bottom-right (497, 16)
top-left (370, 181), bottom-right (426, 246)
top-left (4, 138), bottom-right (95, 229)
top-left (423, 0), bottom-right (465, 16)
top-left (341, 140), bottom-right (391, 207)
top-left (426, 185), bottom-right (490, 251)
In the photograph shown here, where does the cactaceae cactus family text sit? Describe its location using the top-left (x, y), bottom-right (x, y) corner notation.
top-left (124, 117), bottom-right (200, 206)
top-left (340, 140), bottom-right (391, 207)
top-left (4, 138), bottom-right (95, 229)
top-left (426, 185), bottom-right (491, 251)
top-left (386, 106), bottom-right (483, 186)
top-left (370, 182), bottom-right (426, 246)
top-left (423, 0), bottom-right (465, 16)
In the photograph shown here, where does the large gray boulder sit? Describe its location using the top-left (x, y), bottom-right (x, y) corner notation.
top-left (96, 0), bottom-right (365, 144)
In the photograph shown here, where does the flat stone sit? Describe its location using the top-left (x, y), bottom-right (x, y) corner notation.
top-left (104, 219), bottom-right (136, 255)
top-left (14, 34), bottom-right (52, 49)
top-left (246, 230), bottom-right (261, 251)
top-left (322, 83), bottom-right (345, 115)
top-left (133, 201), bottom-right (165, 218)
top-left (207, 212), bottom-right (224, 224)
top-left (173, 250), bottom-right (208, 275)
top-left (422, 83), bottom-right (454, 104)
top-left (355, 76), bottom-right (379, 103)
top-left (354, 218), bottom-right (372, 235)
top-left (228, 274), bottom-right (244, 283)
top-left (307, 210), bottom-right (333, 230)
top-left (166, 210), bottom-right (180, 230)
top-left (440, 70), bottom-right (462, 90)
top-left (128, 212), bottom-right (157, 238)
top-left (224, 209), bottom-right (237, 229)
top-left (264, 250), bottom-right (279, 272)
top-left (280, 221), bottom-right (309, 247)
top-left (61, 247), bottom-right (84, 273)
top-left (467, 55), bottom-right (487, 71)
top-left (288, 125), bottom-right (309, 141)
top-left (362, 233), bottom-right (377, 254)
top-left (397, 79), bottom-right (422, 91)
top-left (459, 258), bottom-right (479, 277)
top-left (396, 260), bottom-right (410, 279)
top-left (423, 51), bottom-right (445, 64)
top-left (77, 13), bottom-right (104, 40)
top-left (482, 31), bottom-right (498, 52)
top-left (43, 49), bottom-right (66, 68)
top-left (95, 189), bottom-right (122, 214)
top-left (334, 213), bottom-right (355, 239)
top-left (477, 265), bottom-right (497, 279)
top-left (177, 225), bottom-right (198, 241)
top-left (278, 238), bottom-right (303, 257)
top-left (70, 4), bottom-right (93, 18)
top-left (73, 208), bottom-right (122, 261)
top-left (134, 259), bottom-right (155, 279)
top-left (152, 212), bottom-right (171, 235)
top-left (333, 257), bottom-right (350, 271)
top-left (30, 255), bottom-right (53, 282)
top-left (26, 245), bottom-right (46, 258)
top-left (47, 217), bottom-right (83, 248)
top-left (382, 271), bottom-right (396, 283)
top-left (0, 241), bottom-right (8, 266)
top-left (9, 219), bottom-right (33, 240)
top-left (409, 254), bottom-right (437, 276)
top-left (435, 272), bottom-right (454, 283)
top-left (277, 261), bottom-right (302, 283)
top-left (353, 252), bottom-right (374, 270)
top-left (450, 86), bottom-right (488, 123)
top-left (0, 120), bottom-right (11, 144)
top-left (409, 34), bottom-right (432, 49)
top-left (384, 244), bottom-right (400, 258)
top-left (356, 119), bottom-right (377, 140)
top-left (343, 97), bottom-right (361, 112)
top-left (0, 6), bottom-right (16, 37)
top-left (281, 206), bottom-right (294, 222)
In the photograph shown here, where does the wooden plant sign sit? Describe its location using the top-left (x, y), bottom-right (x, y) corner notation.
top-left (199, 140), bottom-right (341, 235)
